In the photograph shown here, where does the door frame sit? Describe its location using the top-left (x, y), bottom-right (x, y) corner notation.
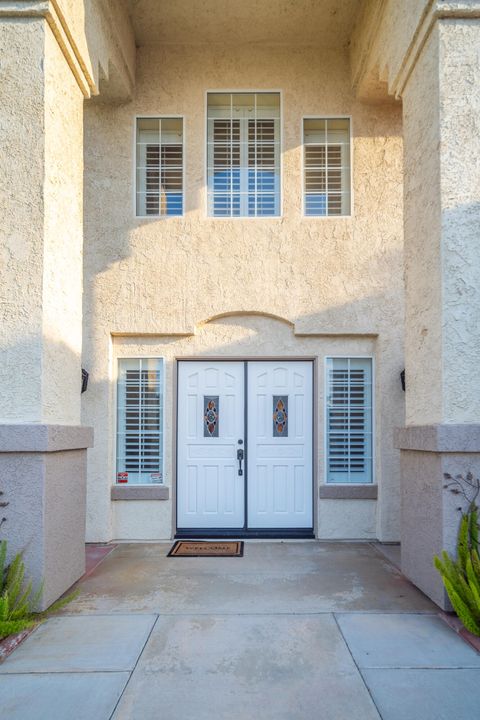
top-left (174, 357), bottom-right (317, 539)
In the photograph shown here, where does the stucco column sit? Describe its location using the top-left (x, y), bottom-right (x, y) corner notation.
top-left (396, 15), bottom-right (480, 607)
top-left (0, 10), bottom-right (92, 607)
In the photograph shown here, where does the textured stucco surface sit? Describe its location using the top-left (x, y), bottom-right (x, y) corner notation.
top-left (0, 424), bottom-right (93, 452)
top-left (350, 0), bottom-right (430, 99)
top-left (0, 19), bottom-right (47, 423)
top-left (129, 0), bottom-right (362, 48)
top-left (402, 20), bottom-right (480, 425)
top-left (352, 3), bottom-right (480, 606)
top-left (43, 23), bottom-right (85, 425)
top-left (0, 14), bottom-right (91, 607)
top-left (0, 447), bottom-right (87, 609)
top-left (0, 17), bottom-right (84, 424)
top-left (82, 42), bottom-right (404, 542)
top-left (400, 449), bottom-right (480, 609)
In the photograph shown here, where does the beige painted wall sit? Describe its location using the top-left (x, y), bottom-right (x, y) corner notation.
top-left (83, 42), bottom-right (404, 542)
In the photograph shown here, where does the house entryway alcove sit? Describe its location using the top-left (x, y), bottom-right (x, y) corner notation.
top-left (112, 312), bottom-right (380, 544)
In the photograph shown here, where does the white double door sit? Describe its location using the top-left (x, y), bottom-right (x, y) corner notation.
top-left (177, 360), bottom-right (313, 530)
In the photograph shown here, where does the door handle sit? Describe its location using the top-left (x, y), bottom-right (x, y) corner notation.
top-left (237, 448), bottom-right (244, 476)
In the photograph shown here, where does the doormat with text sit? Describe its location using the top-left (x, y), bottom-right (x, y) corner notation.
top-left (167, 541), bottom-right (244, 557)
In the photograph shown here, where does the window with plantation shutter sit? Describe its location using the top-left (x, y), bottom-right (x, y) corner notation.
top-left (304, 118), bottom-right (351, 216)
top-left (326, 358), bottom-right (372, 483)
top-left (207, 93), bottom-right (280, 217)
top-left (136, 118), bottom-right (183, 217)
top-left (116, 359), bottom-right (164, 485)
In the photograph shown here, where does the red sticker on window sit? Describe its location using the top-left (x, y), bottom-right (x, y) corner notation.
top-left (117, 472), bottom-right (128, 483)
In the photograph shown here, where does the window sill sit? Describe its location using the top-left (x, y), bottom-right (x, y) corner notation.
top-left (111, 485), bottom-right (169, 501)
top-left (319, 485), bottom-right (377, 500)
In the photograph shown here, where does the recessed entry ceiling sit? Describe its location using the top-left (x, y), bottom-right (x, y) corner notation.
top-left (127, 0), bottom-right (363, 48)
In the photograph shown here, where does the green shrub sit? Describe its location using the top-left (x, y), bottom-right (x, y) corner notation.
top-left (0, 540), bottom-right (77, 640)
top-left (434, 472), bottom-right (480, 636)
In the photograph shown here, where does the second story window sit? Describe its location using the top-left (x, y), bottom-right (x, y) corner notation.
top-left (303, 118), bottom-right (351, 216)
top-left (136, 117), bottom-right (183, 217)
top-left (207, 92), bottom-right (280, 217)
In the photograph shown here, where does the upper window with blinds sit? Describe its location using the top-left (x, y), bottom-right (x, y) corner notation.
top-left (303, 118), bottom-right (351, 216)
top-left (326, 357), bottom-right (373, 484)
top-left (207, 93), bottom-right (281, 217)
top-left (136, 118), bottom-right (183, 217)
top-left (116, 358), bottom-right (164, 485)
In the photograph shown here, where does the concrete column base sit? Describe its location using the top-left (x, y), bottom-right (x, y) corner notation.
top-left (0, 424), bottom-right (93, 610)
top-left (395, 425), bottom-right (480, 609)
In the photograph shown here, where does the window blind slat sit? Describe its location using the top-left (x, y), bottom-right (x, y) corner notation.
top-left (136, 118), bottom-right (183, 217)
top-left (304, 118), bottom-right (351, 216)
top-left (207, 93), bottom-right (280, 217)
top-left (326, 358), bottom-right (372, 484)
top-left (116, 359), bottom-right (164, 484)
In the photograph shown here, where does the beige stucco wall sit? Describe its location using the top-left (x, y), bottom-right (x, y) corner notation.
top-left (402, 19), bottom-right (480, 425)
top-left (350, 0), bottom-right (430, 100)
top-left (52, 0), bottom-right (135, 99)
top-left (0, 18), bottom-right (84, 424)
top-left (0, 19), bottom-right (46, 422)
top-left (83, 42), bottom-right (404, 542)
top-left (43, 23), bottom-right (85, 425)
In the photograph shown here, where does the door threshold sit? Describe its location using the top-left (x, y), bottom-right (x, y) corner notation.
top-left (175, 528), bottom-right (315, 540)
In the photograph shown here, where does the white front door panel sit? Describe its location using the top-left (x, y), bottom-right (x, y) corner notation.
top-left (247, 361), bottom-right (313, 528)
top-left (177, 360), bottom-right (313, 531)
top-left (177, 362), bottom-right (245, 528)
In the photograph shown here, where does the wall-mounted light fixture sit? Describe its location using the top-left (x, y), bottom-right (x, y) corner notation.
top-left (400, 369), bottom-right (406, 392)
top-left (81, 369), bottom-right (89, 394)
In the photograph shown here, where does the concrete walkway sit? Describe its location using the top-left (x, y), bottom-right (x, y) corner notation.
top-left (1, 542), bottom-right (480, 719)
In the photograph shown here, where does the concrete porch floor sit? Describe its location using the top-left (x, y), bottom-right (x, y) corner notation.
top-left (1, 541), bottom-right (480, 719)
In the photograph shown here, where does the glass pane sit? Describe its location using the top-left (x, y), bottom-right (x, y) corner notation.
top-left (116, 358), bottom-right (164, 484)
top-left (207, 93), bottom-right (231, 119)
top-left (136, 118), bottom-right (183, 217)
top-left (304, 118), bottom-right (326, 144)
top-left (303, 118), bottom-right (350, 217)
top-left (326, 357), bottom-right (372, 484)
top-left (207, 93), bottom-right (280, 217)
top-left (326, 118), bottom-right (349, 144)
top-left (256, 92), bottom-right (280, 119)
top-left (137, 117), bottom-right (160, 143)
top-left (161, 118), bottom-right (183, 144)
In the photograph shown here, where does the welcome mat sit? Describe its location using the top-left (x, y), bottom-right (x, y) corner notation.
top-left (167, 541), bottom-right (244, 557)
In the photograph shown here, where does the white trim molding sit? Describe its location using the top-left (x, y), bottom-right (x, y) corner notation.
top-left (393, 0), bottom-right (480, 98)
top-left (0, 0), bottom-right (97, 97)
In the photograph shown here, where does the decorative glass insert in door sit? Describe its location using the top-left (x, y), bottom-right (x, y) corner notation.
top-left (326, 357), bottom-right (372, 483)
top-left (204, 396), bottom-right (219, 437)
top-left (207, 92), bottom-right (280, 217)
top-left (273, 396), bottom-right (288, 437)
top-left (116, 358), bottom-right (164, 484)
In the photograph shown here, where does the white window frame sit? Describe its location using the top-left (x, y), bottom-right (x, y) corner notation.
top-left (204, 89), bottom-right (283, 219)
top-left (301, 115), bottom-right (353, 219)
top-left (114, 356), bottom-right (166, 486)
top-left (133, 115), bottom-right (185, 220)
top-left (323, 355), bottom-right (375, 485)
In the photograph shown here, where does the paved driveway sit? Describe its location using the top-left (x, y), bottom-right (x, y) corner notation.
top-left (1, 542), bottom-right (479, 719)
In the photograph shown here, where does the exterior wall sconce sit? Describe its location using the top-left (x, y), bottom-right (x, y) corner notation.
top-left (400, 369), bottom-right (406, 392)
top-left (81, 369), bottom-right (89, 393)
